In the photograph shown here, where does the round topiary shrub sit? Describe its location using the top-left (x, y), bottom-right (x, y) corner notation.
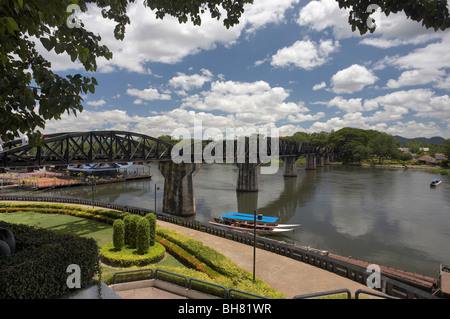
top-left (136, 218), bottom-right (150, 255)
top-left (113, 219), bottom-right (125, 250)
top-left (0, 227), bottom-right (15, 255)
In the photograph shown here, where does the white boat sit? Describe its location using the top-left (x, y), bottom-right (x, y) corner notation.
top-left (209, 211), bottom-right (300, 235)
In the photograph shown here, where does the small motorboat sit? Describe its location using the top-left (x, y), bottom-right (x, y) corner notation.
top-left (430, 179), bottom-right (442, 186)
top-left (209, 211), bottom-right (300, 235)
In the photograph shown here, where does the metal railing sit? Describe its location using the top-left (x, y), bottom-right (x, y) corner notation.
top-left (111, 268), bottom-right (267, 299)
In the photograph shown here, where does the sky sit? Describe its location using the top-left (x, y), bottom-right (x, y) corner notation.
top-left (37, 0), bottom-right (450, 139)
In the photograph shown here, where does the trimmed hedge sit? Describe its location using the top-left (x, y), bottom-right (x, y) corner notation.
top-left (136, 218), bottom-right (150, 254)
top-left (113, 219), bottom-right (125, 250)
top-left (156, 227), bottom-right (246, 279)
top-left (100, 242), bottom-right (165, 267)
top-left (0, 221), bottom-right (100, 299)
top-left (0, 203), bottom-right (126, 225)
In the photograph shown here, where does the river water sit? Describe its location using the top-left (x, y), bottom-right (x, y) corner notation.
top-left (10, 163), bottom-right (450, 277)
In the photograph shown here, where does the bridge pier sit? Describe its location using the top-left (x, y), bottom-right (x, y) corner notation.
top-left (158, 161), bottom-right (200, 217)
top-left (305, 154), bottom-right (316, 170)
top-left (236, 162), bottom-right (261, 192)
top-left (316, 155), bottom-right (324, 167)
top-left (282, 156), bottom-right (299, 177)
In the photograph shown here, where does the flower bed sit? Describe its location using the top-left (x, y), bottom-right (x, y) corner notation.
top-left (156, 236), bottom-right (220, 279)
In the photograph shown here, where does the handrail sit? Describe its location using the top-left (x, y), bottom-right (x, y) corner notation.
top-left (228, 288), bottom-right (269, 299)
top-left (112, 268), bottom-right (154, 284)
top-left (154, 269), bottom-right (189, 288)
top-left (355, 289), bottom-right (400, 299)
top-left (188, 278), bottom-right (227, 299)
top-left (293, 289), bottom-right (352, 299)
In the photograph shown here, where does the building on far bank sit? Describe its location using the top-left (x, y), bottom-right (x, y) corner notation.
top-left (436, 153), bottom-right (446, 161)
top-left (414, 155), bottom-right (437, 165)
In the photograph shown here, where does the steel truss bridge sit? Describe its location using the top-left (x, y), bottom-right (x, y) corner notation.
top-left (0, 131), bottom-right (330, 168)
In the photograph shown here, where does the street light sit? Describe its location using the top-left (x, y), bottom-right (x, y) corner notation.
top-left (253, 210), bottom-right (263, 282)
top-left (154, 184), bottom-right (160, 213)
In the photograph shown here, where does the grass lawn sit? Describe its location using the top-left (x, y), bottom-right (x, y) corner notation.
top-left (0, 210), bottom-right (184, 270)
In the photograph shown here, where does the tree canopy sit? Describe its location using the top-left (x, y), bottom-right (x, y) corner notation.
top-left (1, 0), bottom-right (449, 142)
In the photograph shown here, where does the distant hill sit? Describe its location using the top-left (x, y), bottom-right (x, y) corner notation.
top-left (394, 135), bottom-right (446, 145)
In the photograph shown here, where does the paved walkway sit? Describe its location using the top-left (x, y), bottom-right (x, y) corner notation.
top-left (154, 220), bottom-right (380, 299)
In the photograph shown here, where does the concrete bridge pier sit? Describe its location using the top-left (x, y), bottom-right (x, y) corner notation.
top-left (158, 161), bottom-right (200, 217)
top-left (236, 162), bottom-right (261, 192)
top-left (282, 156), bottom-right (299, 177)
top-left (316, 155), bottom-right (325, 167)
top-left (305, 154), bottom-right (316, 170)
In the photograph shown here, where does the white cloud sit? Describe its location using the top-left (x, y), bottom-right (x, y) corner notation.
top-left (287, 112), bottom-right (325, 123)
top-left (313, 82), bottom-right (327, 91)
top-left (71, 2), bottom-right (245, 73)
top-left (331, 64), bottom-right (378, 94)
top-left (326, 96), bottom-right (364, 113)
top-left (34, 0), bottom-right (300, 74)
top-left (298, 0), bottom-right (445, 48)
top-left (242, 0), bottom-right (300, 33)
top-left (381, 33), bottom-right (450, 89)
top-left (367, 89), bottom-right (450, 123)
top-left (297, 0), bottom-right (354, 39)
top-left (126, 87), bottom-right (171, 101)
top-left (86, 99), bottom-right (107, 107)
top-left (168, 69), bottom-right (213, 91)
top-left (181, 80), bottom-right (308, 125)
top-left (386, 69), bottom-right (447, 89)
top-left (359, 11), bottom-right (445, 48)
top-left (271, 39), bottom-right (340, 70)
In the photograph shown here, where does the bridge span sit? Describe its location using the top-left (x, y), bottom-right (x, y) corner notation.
top-left (0, 131), bottom-right (334, 216)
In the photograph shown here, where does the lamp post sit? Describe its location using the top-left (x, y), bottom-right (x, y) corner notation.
top-left (154, 184), bottom-right (160, 213)
top-left (253, 210), bottom-right (263, 282)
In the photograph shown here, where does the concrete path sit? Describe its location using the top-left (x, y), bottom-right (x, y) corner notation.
top-left (156, 220), bottom-right (379, 299)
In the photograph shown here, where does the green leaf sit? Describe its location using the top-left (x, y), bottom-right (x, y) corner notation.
top-left (5, 17), bottom-right (19, 34)
top-left (40, 37), bottom-right (54, 51)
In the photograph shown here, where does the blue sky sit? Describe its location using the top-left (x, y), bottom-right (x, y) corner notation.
top-left (38, 0), bottom-right (450, 139)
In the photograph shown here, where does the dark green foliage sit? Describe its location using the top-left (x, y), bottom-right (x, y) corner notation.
top-left (0, 0), bottom-right (252, 142)
top-left (123, 214), bottom-right (132, 246)
top-left (136, 218), bottom-right (150, 255)
top-left (145, 213), bottom-right (157, 246)
top-left (113, 219), bottom-right (125, 250)
top-left (128, 215), bottom-right (142, 249)
top-left (0, 221), bottom-right (100, 299)
top-left (336, 0), bottom-right (450, 35)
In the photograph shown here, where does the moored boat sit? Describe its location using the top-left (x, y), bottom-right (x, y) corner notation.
top-left (209, 211), bottom-right (300, 235)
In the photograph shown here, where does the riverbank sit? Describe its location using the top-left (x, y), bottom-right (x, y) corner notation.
top-left (331, 162), bottom-right (448, 172)
top-left (0, 171), bottom-right (152, 191)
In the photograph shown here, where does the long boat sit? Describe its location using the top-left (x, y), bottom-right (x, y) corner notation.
top-left (209, 211), bottom-right (300, 235)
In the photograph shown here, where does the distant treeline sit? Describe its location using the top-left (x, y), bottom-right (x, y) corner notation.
top-left (283, 127), bottom-right (450, 164)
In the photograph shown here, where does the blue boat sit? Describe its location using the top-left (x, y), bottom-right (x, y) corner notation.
top-left (209, 211), bottom-right (300, 234)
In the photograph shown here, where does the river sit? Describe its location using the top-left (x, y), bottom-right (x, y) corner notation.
top-left (9, 163), bottom-right (450, 278)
